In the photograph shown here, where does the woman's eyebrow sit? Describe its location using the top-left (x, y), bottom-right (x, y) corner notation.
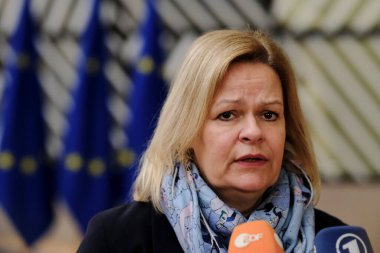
top-left (214, 98), bottom-right (241, 107)
top-left (260, 98), bottom-right (283, 106)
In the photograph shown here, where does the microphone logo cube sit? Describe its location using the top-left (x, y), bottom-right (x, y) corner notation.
top-left (229, 220), bottom-right (284, 253)
top-left (314, 226), bottom-right (373, 253)
top-left (234, 232), bottom-right (263, 248)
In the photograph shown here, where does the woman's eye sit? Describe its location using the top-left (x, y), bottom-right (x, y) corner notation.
top-left (263, 111), bottom-right (278, 121)
top-left (217, 111), bottom-right (235, 121)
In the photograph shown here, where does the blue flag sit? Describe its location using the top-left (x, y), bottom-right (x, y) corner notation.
top-left (119, 0), bottom-right (167, 200)
top-left (58, 0), bottom-right (114, 231)
top-left (0, 0), bottom-right (53, 245)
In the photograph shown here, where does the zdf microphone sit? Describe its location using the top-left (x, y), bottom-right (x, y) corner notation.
top-left (314, 226), bottom-right (373, 253)
top-left (228, 220), bottom-right (284, 253)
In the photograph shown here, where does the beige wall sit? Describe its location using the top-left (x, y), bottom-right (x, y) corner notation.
top-left (0, 183), bottom-right (379, 252)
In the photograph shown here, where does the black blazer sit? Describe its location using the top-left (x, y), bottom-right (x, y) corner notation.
top-left (77, 201), bottom-right (346, 253)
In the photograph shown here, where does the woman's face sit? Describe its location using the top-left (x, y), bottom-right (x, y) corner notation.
top-left (192, 62), bottom-right (286, 210)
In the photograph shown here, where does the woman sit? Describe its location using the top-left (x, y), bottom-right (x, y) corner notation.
top-left (77, 29), bottom-right (345, 253)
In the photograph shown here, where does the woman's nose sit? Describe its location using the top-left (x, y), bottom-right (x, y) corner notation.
top-left (238, 116), bottom-right (263, 143)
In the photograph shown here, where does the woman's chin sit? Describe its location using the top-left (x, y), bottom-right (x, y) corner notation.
top-left (235, 175), bottom-right (273, 192)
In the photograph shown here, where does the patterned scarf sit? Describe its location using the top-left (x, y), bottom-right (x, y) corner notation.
top-left (160, 162), bottom-right (315, 253)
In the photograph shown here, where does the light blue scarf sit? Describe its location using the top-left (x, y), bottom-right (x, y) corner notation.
top-left (160, 162), bottom-right (315, 253)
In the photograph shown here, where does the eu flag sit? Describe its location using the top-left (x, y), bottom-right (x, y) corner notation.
top-left (119, 0), bottom-right (167, 200)
top-left (58, 0), bottom-right (113, 231)
top-left (0, 0), bottom-right (53, 245)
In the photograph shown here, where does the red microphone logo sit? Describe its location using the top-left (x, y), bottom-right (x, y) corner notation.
top-left (234, 232), bottom-right (264, 248)
top-left (229, 220), bottom-right (284, 253)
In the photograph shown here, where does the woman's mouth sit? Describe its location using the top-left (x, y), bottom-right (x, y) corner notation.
top-left (241, 157), bottom-right (264, 162)
top-left (234, 155), bottom-right (268, 168)
top-left (236, 154), bottom-right (268, 162)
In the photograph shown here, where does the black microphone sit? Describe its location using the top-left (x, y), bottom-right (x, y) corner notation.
top-left (314, 226), bottom-right (373, 253)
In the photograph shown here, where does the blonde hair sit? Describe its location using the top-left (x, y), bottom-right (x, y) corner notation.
top-left (133, 29), bottom-right (320, 211)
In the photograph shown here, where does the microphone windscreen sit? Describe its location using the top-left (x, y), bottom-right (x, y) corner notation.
top-left (314, 226), bottom-right (373, 253)
top-left (228, 220), bottom-right (284, 253)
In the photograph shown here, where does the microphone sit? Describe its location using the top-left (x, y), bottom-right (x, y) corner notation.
top-left (314, 226), bottom-right (373, 253)
top-left (228, 220), bottom-right (284, 253)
